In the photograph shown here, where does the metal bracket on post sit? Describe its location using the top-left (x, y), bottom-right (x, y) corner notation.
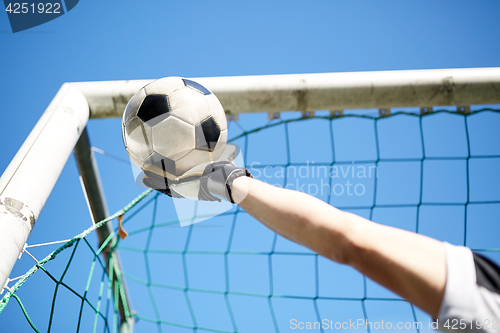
top-left (268, 112), bottom-right (280, 120)
top-left (225, 110), bottom-right (238, 121)
top-left (331, 110), bottom-right (343, 118)
top-left (420, 106), bottom-right (433, 115)
top-left (457, 106), bottom-right (471, 115)
top-left (379, 108), bottom-right (391, 117)
top-left (301, 111), bottom-right (314, 118)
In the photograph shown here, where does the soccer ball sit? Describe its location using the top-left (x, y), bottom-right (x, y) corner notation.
top-left (122, 77), bottom-right (228, 179)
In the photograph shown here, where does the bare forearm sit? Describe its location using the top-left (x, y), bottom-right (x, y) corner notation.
top-left (232, 176), bottom-right (446, 317)
top-left (348, 215), bottom-right (446, 317)
top-left (233, 176), bottom-right (355, 263)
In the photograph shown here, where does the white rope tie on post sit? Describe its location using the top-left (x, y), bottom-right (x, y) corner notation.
top-left (1, 239), bottom-right (73, 295)
top-left (26, 239), bottom-right (72, 248)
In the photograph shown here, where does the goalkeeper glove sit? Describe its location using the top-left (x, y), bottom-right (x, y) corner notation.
top-left (142, 144), bottom-right (252, 203)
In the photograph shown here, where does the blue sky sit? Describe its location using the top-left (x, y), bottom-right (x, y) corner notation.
top-left (1, 1), bottom-right (500, 332)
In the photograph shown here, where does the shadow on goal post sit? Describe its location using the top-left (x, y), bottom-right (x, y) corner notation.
top-left (0, 68), bottom-right (500, 332)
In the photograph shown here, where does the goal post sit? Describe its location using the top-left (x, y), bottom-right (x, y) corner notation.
top-left (73, 127), bottom-right (135, 333)
top-left (1, 67), bottom-right (499, 331)
top-left (0, 83), bottom-right (89, 291)
top-left (76, 67), bottom-right (500, 119)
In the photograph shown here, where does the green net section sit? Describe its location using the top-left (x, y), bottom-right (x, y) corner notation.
top-left (1, 108), bottom-right (500, 333)
top-left (0, 189), bottom-right (151, 332)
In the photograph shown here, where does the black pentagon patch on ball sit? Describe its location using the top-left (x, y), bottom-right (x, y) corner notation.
top-left (183, 79), bottom-right (212, 95)
top-left (145, 151), bottom-right (176, 175)
top-left (195, 116), bottom-right (221, 152)
top-left (138, 95), bottom-right (171, 127)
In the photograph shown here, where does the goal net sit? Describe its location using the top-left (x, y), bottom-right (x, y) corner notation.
top-left (1, 70), bottom-right (500, 333)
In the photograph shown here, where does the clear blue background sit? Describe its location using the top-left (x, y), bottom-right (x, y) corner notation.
top-left (1, 1), bottom-right (500, 332)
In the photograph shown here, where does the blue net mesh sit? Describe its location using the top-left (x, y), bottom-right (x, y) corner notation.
top-left (2, 107), bottom-right (500, 333)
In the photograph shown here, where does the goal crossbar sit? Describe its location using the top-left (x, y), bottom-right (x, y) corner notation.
top-left (1, 67), bottom-right (499, 331)
top-left (76, 67), bottom-right (500, 119)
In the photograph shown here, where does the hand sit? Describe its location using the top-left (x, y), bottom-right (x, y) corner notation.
top-left (141, 144), bottom-right (252, 203)
top-left (142, 169), bottom-right (184, 198)
top-left (198, 161), bottom-right (253, 203)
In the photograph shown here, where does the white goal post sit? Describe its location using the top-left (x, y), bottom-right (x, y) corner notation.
top-left (1, 67), bottom-right (499, 330)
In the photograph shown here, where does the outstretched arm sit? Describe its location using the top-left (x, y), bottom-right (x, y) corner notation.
top-left (232, 176), bottom-right (446, 318)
